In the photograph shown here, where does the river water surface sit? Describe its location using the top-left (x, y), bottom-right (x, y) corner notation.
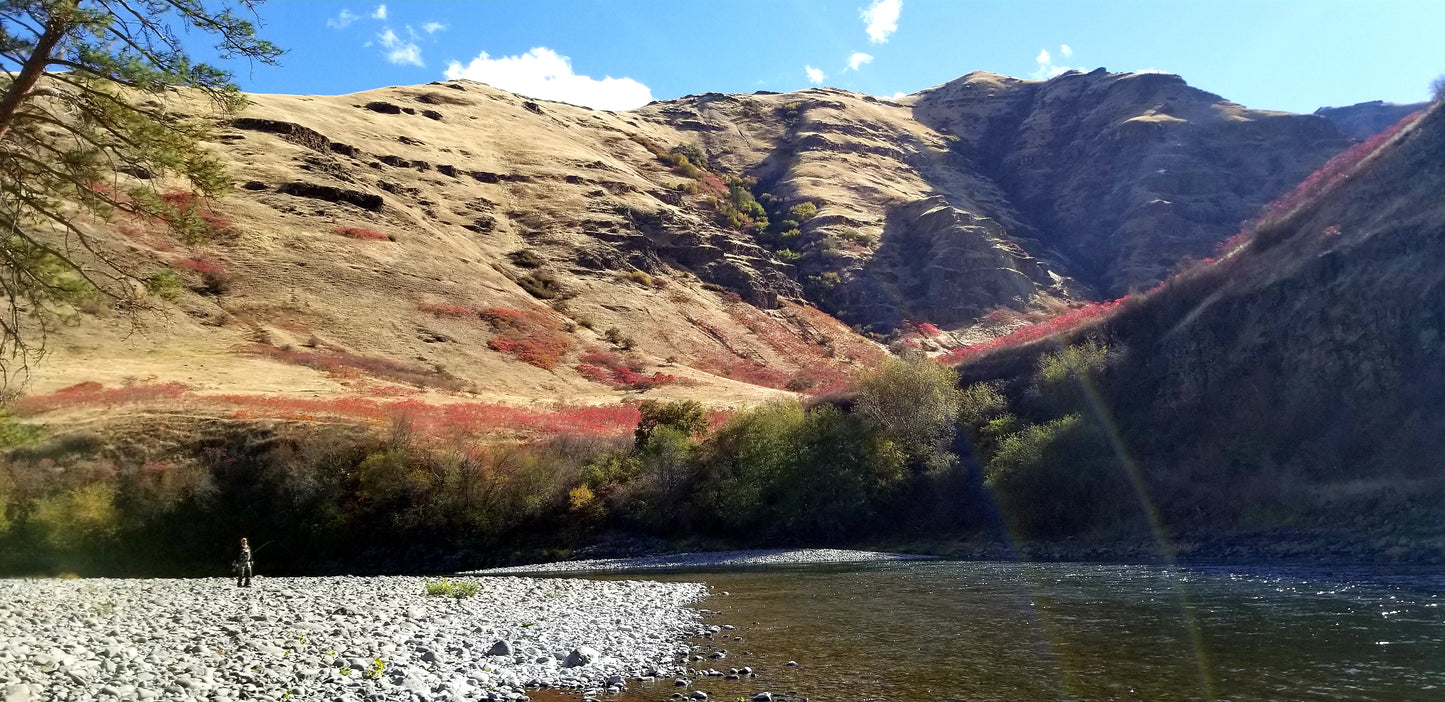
top-left (542, 560), bottom-right (1445, 701)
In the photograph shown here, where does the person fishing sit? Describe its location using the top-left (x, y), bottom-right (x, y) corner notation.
top-left (233, 537), bottom-right (254, 588)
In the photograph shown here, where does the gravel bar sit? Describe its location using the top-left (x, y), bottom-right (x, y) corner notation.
top-left (470, 548), bottom-right (936, 575)
top-left (0, 575), bottom-right (706, 701)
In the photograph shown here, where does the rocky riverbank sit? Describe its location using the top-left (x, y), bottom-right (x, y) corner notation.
top-left (0, 575), bottom-right (707, 701)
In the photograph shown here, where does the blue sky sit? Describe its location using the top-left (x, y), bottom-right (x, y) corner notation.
top-left (219, 0), bottom-right (1445, 113)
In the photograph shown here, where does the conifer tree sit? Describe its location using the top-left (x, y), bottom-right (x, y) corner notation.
top-left (0, 0), bottom-right (280, 382)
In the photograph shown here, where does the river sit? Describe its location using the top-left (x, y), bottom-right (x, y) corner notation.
top-left (536, 560), bottom-right (1445, 701)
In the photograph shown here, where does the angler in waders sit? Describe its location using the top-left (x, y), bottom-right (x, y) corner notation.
top-left (233, 537), bottom-right (254, 587)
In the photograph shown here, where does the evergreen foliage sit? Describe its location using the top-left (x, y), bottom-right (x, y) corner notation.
top-left (0, 0), bottom-right (281, 380)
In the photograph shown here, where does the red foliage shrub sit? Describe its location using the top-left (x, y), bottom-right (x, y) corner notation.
top-left (940, 298), bottom-right (1126, 365)
top-left (172, 257), bottom-right (227, 275)
top-left (576, 350), bottom-right (690, 390)
top-left (161, 191), bottom-right (234, 235)
top-left (698, 174), bottom-right (729, 198)
top-left (479, 308), bottom-right (572, 370)
top-left (334, 227), bottom-right (391, 241)
top-left (478, 307), bottom-right (529, 329)
top-left (917, 322), bottom-right (943, 338)
top-left (13, 381), bottom-right (190, 415)
top-left (212, 394), bottom-right (639, 437)
top-left (1263, 110), bottom-right (1423, 222)
top-left (692, 356), bottom-right (794, 389)
top-left (580, 352), bottom-right (643, 373)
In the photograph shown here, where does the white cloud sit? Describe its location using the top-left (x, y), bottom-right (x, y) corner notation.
top-left (861, 0), bottom-right (901, 43)
top-left (326, 9), bottom-right (357, 29)
top-left (378, 28), bottom-right (423, 67)
top-left (805, 65), bottom-right (826, 85)
top-left (1031, 44), bottom-right (1081, 80)
top-left (371, 4), bottom-right (387, 20)
top-left (423, 21), bottom-right (447, 34)
top-left (1134, 67), bottom-right (1167, 74)
top-left (444, 47), bottom-right (653, 111)
top-left (847, 52), bottom-right (874, 71)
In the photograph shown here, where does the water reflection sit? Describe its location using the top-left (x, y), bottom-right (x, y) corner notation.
top-left (538, 561), bottom-right (1445, 701)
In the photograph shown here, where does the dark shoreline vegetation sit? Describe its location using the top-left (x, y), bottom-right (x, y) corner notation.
top-left (2, 343), bottom-right (1441, 577)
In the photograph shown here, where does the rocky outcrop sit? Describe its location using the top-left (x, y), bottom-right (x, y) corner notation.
top-left (912, 70), bottom-right (1356, 296)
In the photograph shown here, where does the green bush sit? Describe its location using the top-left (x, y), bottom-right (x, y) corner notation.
top-left (634, 399), bottom-right (707, 447)
top-left (424, 578), bottom-right (478, 598)
top-left (29, 482), bottom-right (121, 552)
top-left (787, 202), bottom-right (818, 222)
top-left (692, 401), bottom-right (904, 539)
top-left (986, 414), bottom-right (1129, 537)
top-left (144, 269), bottom-right (186, 302)
top-left (1036, 340), bottom-right (1111, 386)
top-left (854, 355), bottom-right (963, 472)
top-left (602, 327), bottom-right (635, 350)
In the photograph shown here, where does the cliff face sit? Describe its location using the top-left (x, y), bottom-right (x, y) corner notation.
top-left (912, 70), bottom-right (1354, 296)
top-left (16, 71), bottom-right (1365, 425)
top-left (630, 71), bottom-right (1354, 329)
top-left (959, 102), bottom-right (1445, 530)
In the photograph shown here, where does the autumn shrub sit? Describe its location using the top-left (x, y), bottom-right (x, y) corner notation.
top-left (159, 191), bottom-right (234, 242)
top-left (11, 381), bottom-right (189, 416)
top-left (940, 299), bottom-right (1126, 365)
top-left (171, 257), bottom-right (232, 294)
top-left (623, 270), bottom-right (653, 287)
top-left (479, 308), bottom-right (572, 369)
top-left (1259, 109), bottom-right (1423, 227)
top-left (334, 227), bottom-right (392, 241)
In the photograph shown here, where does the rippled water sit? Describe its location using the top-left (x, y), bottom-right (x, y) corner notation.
top-left (539, 560), bottom-right (1445, 701)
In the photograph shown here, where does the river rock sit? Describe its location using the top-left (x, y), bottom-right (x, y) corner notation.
top-left (564, 646), bottom-right (600, 667)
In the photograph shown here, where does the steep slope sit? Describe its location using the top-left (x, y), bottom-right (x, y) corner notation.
top-left (1316, 99), bottom-right (1431, 139)
top-left (913, 70), bottom-right (1354, 296)
top-left (19, 81), bottom-right (885, 427)
top-left (11, 71), bottom-right (1362, 435)
top-left (957, 102), bottom-right (1444, 538)
top-left (638, 71), bottom-right (1354, 330)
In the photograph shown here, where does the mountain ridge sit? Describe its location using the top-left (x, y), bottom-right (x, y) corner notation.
top-left (8, 69), bottom-right (1366, 432)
